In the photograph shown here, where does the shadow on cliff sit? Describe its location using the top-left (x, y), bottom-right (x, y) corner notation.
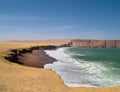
top-left (4, 45), bottom-right (57, 66)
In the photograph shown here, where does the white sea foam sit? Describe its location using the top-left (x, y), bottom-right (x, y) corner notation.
top-left (44, 47), bottom-right (106, 87)
top-left (44, 48), bottom-right (120, 87)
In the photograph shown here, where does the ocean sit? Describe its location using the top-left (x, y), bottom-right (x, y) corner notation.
top-left (45, 47), bottom-right (120, 87)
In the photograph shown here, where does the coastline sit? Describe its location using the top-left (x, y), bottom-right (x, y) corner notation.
top-left (4, 45), bottom-right (57, 68)
top-left (45, 47), bottom-right (120, 87)
top-left (18, 50), bottom-right (56, 68)
top-left (0, 41), bottom-right (120, 92)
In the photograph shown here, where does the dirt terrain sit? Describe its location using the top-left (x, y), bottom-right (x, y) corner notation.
top-left (0, 40), bottom-right (119, 92)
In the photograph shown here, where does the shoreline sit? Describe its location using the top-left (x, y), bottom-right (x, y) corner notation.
top-left (18, 50), bottom-right (56, 68)
top-left (0, 41), bottom-right (120, 92)
top-left (45, 47), bottom-right (120, 88)
top-left (5, 46), bottom-right (57, 68)
top-left (5, 47), bottom-right (99, 87)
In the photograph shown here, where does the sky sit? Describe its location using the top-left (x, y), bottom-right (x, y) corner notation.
top-left (0, 0), bottom-right (120, 41)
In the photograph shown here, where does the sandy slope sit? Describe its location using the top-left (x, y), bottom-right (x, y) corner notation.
top-left (0, 40), bottom-right (120, 92)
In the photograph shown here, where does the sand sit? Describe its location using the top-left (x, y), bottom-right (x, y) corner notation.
top-left (0, 40), bottom-right (120, 92)
top-left (18, 50), bottom-right (56, 68)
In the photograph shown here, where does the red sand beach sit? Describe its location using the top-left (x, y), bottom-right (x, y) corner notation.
top-left (18, 50), bottom-right (56, 68)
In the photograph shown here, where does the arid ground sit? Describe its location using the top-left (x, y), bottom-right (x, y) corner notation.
top-left (0, 40), bottom-right (120, 92)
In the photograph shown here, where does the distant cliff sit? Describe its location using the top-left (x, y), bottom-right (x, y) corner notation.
top-left (70, 39), bottom-right (120, 48)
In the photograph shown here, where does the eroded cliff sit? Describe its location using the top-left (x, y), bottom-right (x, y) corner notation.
top-left (71, 39), bottom-right (120, 48)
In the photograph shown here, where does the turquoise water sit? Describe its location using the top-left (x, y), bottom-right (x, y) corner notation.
top-left (45, 48), bottom-right (120, 87)
top-left (65, 48), bottom-right (120, 86)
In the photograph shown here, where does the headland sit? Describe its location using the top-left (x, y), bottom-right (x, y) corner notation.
top-left (0, 39), bottom-right (120, 92)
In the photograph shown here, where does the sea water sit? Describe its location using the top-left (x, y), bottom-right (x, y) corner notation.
top-left (45, 47), bottom-right (120, 87)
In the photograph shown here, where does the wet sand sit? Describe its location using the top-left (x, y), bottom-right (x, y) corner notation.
top-left (18, 50), bottom-right (56, 68)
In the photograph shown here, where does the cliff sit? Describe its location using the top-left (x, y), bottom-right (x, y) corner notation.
top-left (71, 39), bottom-right (120, 48)
top-left (116, 40), bottom-right (120, 48)
top-left (4, 45), bottom-right (57, 68)
top-left (0, 41), bottom-right (120, 92)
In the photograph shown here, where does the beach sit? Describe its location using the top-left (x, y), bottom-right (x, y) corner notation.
top-left (0, 40), bottom-right (120, 92)
top-left (18, 50), bottom-right (56, 68)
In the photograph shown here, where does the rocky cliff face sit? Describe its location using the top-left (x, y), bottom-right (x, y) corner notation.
top-left (89, 40), bottom-right (105, 48)
top-left (71, 39), bottom-right (120, 48)
top-left (116, 40), bottom-right (120, 48)
top-left (72, 40), bottom-right (90, 47)
top-left (106, 40), bottom-right (116, 48)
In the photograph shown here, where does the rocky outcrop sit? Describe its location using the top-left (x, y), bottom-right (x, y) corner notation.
top-left (71, 39), bottom-right (120, 48)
